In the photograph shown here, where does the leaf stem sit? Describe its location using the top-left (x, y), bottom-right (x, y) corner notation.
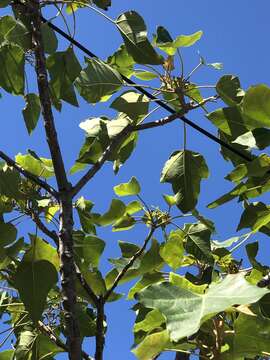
top-left (103, 226), bottom-right (155, 301)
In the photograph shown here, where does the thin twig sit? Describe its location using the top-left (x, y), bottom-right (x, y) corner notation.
top-left (0, 151), bottom-right (58, 197)
top-left (38, 321), bottom-right (94, 360)
top-left (71, 112), bottom-right (180, 197)
top-left (104, 226), bottom-right (155, 301)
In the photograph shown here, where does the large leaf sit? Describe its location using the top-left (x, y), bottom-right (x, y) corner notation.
top-left (233, 313), bottom-right (270, 357)
top-left (0, 222), bottom-right (17, 247)
top-left (207, 106), bottom-right (248, 138)
top-left (160, 150), bottom-right (209, 213)
top-left (14, 236), bottom-right (59, 323)
top-left (154, 26), bottom-right (202, 55)
top-left (41, 23), bottom-right (58, 54)
top-left (225, 154), bottom-right (270, 183)
top-left (114, 176), bottom-right (141, 196)
top-left (75, 58), bottom-right (123, 103)
top-left (0, 43), bottom-right (24, 95)
top-left (0, 165), bottom-right (21, 199)
top-left (22, 93), bottom-right (41, 135)
top-left (216, 75), bottom-right (244, 106)
top-left (96, 199), bottom-right (126, 226)
top-left (237, 202), bottom-right (270, 234)
top-left (243, 84), bottom-right (270, 128)
top-left (74, 234), bottom-right (105, 268)
top-left (110, 91), bottom-right (149, 122)
top-left (132, 330), bottom-right (170, 360)
top-left (15, 153), bottom-right (54, 178)
top-left (107, 44), bottom-right (135, 78)
top-left (3, 16), bottom-right (31, 50)
top-left (184, 223), bottom-right (213, 263)
top-left (47, 47), bottom-right (81, 107)
top-left (137, 273), bottom-right (269, 342)
top-left (159, 230), bottom-right (184, 270)
top-left (115, 11), bottom-right (163, 65)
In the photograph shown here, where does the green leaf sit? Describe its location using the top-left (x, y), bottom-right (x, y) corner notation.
top-left (216, 75), bottom-right (244, 106)
top-left (0, 43), bottom-right (24, 95)
top-left (14, 236), bottom-right (59, 323)
top-left (191, 209), bottom-right (216, 233)
top-left (0, 350), bottom-right (14, 359)
top-left (107, 44), bottom-right (135, 78)
top-left (134, 309), bottom-right (166, 333)
top-left (112, 214), bottom-right (136, 232)
top-left (246, 241), bottom-right (267, 272)
top-left (14, 328), bottom-right (37, 360)
top-left (125, 200), bottom-right (143, 215)
top-left (110, 91), bottom-right (149, 122)
top-left (234, 313), bottom-right (270, 357)
top-left (0, 222), bottom-right (17, 247)
top-left (0, 165), bottom-right (21, 198)
top-left (114, 176), bottom-right (141, 196)
top-left (184, 223), bottom-right (213, 263)
top-left (0, 1), bottom-right (10, 8)
top-left (75, 58), bottom-right (123, 103)
top-left (237, 202), bottom-right (270, 234)
top-left (225, 154), bottom-right (270, 183)
top-left (207, 106), bottom-right (248, 138)
top-left (41, 23), bottom-right (58, 54)
top-left (128, 272), bottom-right (164, 300)
top-left (116, 11), bottom-right (163, 65)
top-left (5, 18), bottom-right (31, 50)
top-left (118, 241), bottom-right (140, 258)
top-left (22, 93), bottom-right (41, 135)
top-left (47, 48), bottom-right (81, 107)
top-left (132, 330), bottom-right (169, 360)
top-left (75, 197), bottom-right (96, 234)
top-left (133, 70), bottom-right (158, 81)
top-left (207, 182), bottom-right (245, 209)
top-left (162, 194), bottom-right (176, 207)
top-left (97, 199), bottom-right (126, 226)
top-left (154, 26), bottom-right (202, 55)
top-left (159, 230), bottom-right (184, 270)
top-left (160, 150), bottom-right (209, 213)
top-left (93, 0), bottom-right (111, 10)
top-left (137, 273), bottom-right (269, 342)
top-left (76, 304), bottom-right (97, 337)
top-left (170, 272), bottom-right (207, 294)
top-left (15, 153), bottom-right (54, 178)
top-left (74, 235), bottom-right (105, 268)
top-left (242, 84), bottom-right (270, 128)
top-left (233, 128), bottom-right (270, 150)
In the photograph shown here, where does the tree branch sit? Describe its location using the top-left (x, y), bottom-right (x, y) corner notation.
top-left (38, 321), bottom-right (94, 360)
top-left (95, 298), bottom-right (105, 360)
top-left (0, 151), bottom-right (58, 197)
top-left (30, 2), bottom-right (81, 358)
top-left (104, 226), bottom-right (156, 302)
top-left (71, 112), bottom-right (180, 197)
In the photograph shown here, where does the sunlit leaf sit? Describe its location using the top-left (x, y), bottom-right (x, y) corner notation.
top-left (14, 236), bottom-right (59, 323)
top-left (75, 58), bottom-right (122, 103)
top-left (116, 11), bottom-right (163, 65)
top-left (137, 273), bottom-right (269, 342)
top-left (216, 75), bottom-right (244, 106)
top-left (15, 153), bottom-right (54, 178)
top-left (114, 176), bottom-right (141, 196)
top-left (161, 150), bottom-right (209, 213)
top-left (132, 330), bottom-right (170, 360)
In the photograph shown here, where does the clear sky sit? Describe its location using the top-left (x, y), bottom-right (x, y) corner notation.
top-left (1, 1), bottom-right (270, 359)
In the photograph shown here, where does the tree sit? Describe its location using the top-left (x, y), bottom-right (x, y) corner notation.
top-left (0, 0), bottom-right (270, 359)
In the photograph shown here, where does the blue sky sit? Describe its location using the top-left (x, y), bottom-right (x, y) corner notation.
top-left (1, 1), bottom-right (270, 359)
